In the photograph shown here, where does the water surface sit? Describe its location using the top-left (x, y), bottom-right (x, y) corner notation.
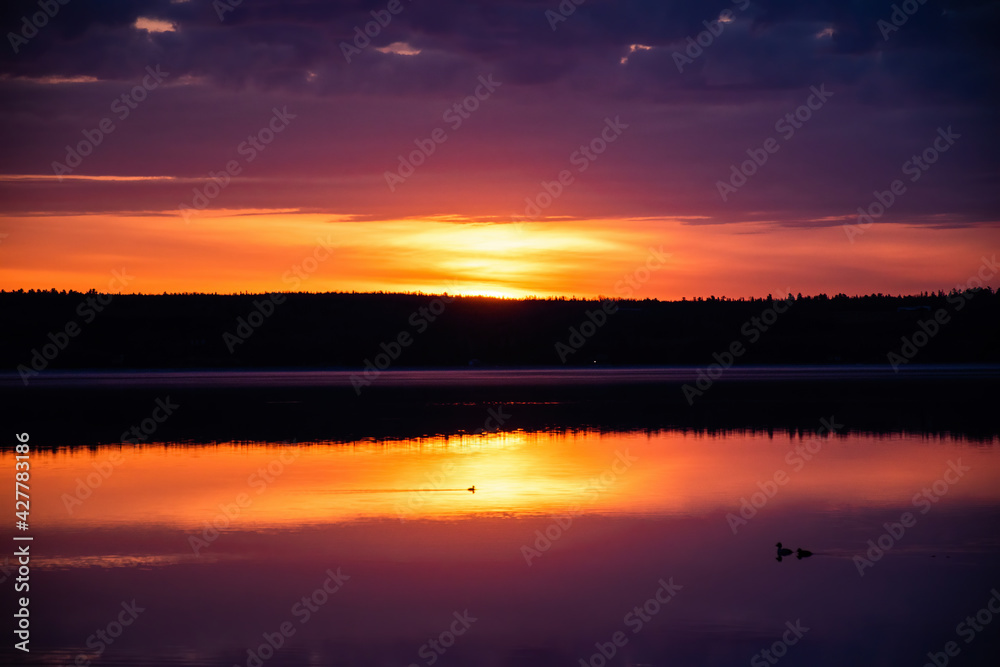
top-left (12, 427), bottom-right (1000, 666)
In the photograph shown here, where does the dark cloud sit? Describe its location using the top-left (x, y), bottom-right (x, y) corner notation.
top-left (0, 0), bottom-right (998, 227)
top-left (2, 0), bottom-right (996, 97)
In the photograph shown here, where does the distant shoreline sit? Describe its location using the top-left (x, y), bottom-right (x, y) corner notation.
top-left (3, 290), bottom-right (998, 371)
top-left (4, 365), bottom-right (997, 447)
top-left (3, 363), bottom-right (999, 387)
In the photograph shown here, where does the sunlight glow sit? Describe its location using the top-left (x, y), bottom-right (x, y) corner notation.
top-left (376, 42), bottom-right (422, 56)
top-left (620, 43), bottom-right (654, 65)
top-left (2, 210), bottom-right (994, 299)
top-left (135, 17), bottom-right (176, 33)
top-left (0, 174), bottom-right (181, 182)
top-left (5, 75), bottom-right (99, 85)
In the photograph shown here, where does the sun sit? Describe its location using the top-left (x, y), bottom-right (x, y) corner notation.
top-left (445, 286), bottom-right (522, 299)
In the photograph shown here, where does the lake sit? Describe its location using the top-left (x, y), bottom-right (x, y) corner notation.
top-left (3, 368), bottom-right (1000, 666)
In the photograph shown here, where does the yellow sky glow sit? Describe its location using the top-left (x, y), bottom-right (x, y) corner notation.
top-left (0, 211), bottom-right (996, 298)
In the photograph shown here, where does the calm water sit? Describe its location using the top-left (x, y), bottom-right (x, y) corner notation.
top-left (10, 426), bottom-right (1000, 666)
top-left (7, 364), bottom-right (999, 388)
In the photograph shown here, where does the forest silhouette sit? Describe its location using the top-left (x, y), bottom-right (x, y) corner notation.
top-left (2, 288), bottom-right (998, 369)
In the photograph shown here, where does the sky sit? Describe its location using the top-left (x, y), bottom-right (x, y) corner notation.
top-left (1, 0), bottom-right (998, 299)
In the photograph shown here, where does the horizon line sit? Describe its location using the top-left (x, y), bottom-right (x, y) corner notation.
top-left (1, 288), bottom-right (993, 302)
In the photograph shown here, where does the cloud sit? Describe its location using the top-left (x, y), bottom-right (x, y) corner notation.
top-left (0, 0), bottom-right (997, 229)
top-left (134, 16), bottom-right (176, 33)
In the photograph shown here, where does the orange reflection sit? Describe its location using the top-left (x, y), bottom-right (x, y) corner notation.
top-left (28, 430), bottom-right (1000, 530)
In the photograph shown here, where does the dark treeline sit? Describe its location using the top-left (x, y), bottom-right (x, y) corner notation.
top-left (2, 289), bottom-right (999, 369)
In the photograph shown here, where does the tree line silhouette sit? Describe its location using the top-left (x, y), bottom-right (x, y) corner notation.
top-left (2, 289), bottom-right (997, 369)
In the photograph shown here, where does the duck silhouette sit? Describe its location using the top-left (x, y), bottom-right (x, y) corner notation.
top-left (467, 486), bottom-right (476, 493)
top-left (796, 548), bottom-right (813, 559)
top-left (775, 542), bottom-right (793, 557)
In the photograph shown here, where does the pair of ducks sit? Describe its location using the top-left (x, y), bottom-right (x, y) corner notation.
top-left (776, 542), bottom-right (812, 561)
